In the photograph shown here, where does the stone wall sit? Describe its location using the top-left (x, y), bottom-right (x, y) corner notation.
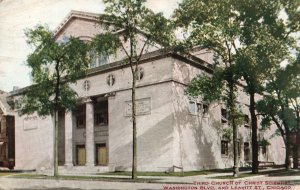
top-left (15, 114), bottom-right (53, 170)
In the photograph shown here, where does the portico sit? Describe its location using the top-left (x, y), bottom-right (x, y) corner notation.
top-left (61, 96), bottom-right (109, 172)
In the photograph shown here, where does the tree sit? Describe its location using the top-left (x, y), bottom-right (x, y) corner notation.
top-left (92, 0), bottom-right (173, 179)
top-left (257, 59), bottom-right (300, 169)
top-left (175, 0), bottom-right (244, 177)
top-left (288, 60), bottom-right (300, 169)
top-left (18, 25), bottom-right (90, 177)
top-left (232, 0), bottom-right (300, 173)
top-left (175, 0), bottom-right (300, 174)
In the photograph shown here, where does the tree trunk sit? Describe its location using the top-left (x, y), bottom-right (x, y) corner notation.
top-left (53, 61), bottom-right (60, 177)
top-left (227, 80), bottom-right (239, 177)
top-left (53, 110), bottom-right (59, 177)
top-left (293, 112), bottom-right (300, 169)
top-left (249, 92), bottom-right (259, 174)
top-left (131, 71), bottom-right (137, 180)
top-left (285, 129), bottom-right (291, 170)
top-left (233, 117), bottom-right (239, 177)
top-left (229, 85), bottom-right (239, 177)
top-left (293, 144), bottom-right (297, 169)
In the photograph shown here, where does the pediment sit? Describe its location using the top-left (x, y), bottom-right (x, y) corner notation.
top-left (54, 10), bottom-right (110, 42)
top-left (53, 11), bottom-right (161, 64)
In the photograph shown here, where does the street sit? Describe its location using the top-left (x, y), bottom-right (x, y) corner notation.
top-left (0, 171), bottom-right (300, 190)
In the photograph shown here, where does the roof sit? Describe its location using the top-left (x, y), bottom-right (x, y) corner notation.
top-left (54, 10), bottom-right (109, 39)
top-left (10, 11), bottom-right (213, 96)
top-left (0, 90), bottom-right (13, 115)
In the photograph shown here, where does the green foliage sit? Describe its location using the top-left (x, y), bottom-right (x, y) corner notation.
top-left (177, 0), bottom-right (243, 125)
top-left (258, 138), bottom-right (270, 147)
top-left (18, 25), bottom-right (90, 116)
top-left (95, 0), bottom-right (174, 58)
top-left (91, 33), bottom-right (121, 57)
top-left (257, 58), bottom-right (300, 130)
top-left (260, 116), bottom-right (272, 131)
top-left (175, 0), bottom-right (299, 93)
top-left (175, 0), bottom-right (300, 174)
top-left (186, 72), bottom-right (223, 103)
top-left (222, 127), bottom-right (233, 141)
top-left (257, 56), bottom-right (300, 157)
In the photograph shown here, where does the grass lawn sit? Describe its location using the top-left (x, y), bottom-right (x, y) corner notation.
top-left (100, 170), bottom-right (215, 177)
top-left (210, 173), bottom-right (260, 179)
top-left (0, 173), bottom-right (14, 177)
top-left (9, 173), bottom-right (158, 183)
top-left (209, 168), bottom-right (298, 179)
top-left (99, 167), bottom-right (253, 177)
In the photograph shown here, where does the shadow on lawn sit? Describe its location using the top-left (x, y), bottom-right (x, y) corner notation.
top-left (267, 169), bottom-right (300, 176)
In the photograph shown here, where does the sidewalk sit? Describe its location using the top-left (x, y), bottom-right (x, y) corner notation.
top-left (0, 168), bottom-right (299, 190)
top-left (57, 167), bottom-right (294, 182)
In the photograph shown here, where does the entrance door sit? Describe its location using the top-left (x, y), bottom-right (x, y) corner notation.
top-left (96, 144), bottom-right (107, 166)
top-left (76, 145), bottom-right (86, 166)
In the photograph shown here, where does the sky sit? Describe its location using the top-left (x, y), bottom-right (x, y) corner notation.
top-left (0, 0), bottom-right (181, 92)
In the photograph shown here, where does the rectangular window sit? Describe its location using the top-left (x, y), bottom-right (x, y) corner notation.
top-left (221, 140), bottom-right (229, 156)
top-left (95, 112), bottom-right (108, 126)
top-left (244, 114), bottom-right (250, 127)
top-left (90, 52), bottom-right (109, 68)
top-left (188, 100), bottom-right (197, 114)
top-left (94, 100), bottom-right (109, 126)
top-left (196, 103), bottom-right (202, 111)
top-left (221, 108), bottom-right (228, 123)
top-left (76, 115), bottom-right (85, 128)
top-left (202, 104), bottom-right (209, 114)
top-left (75, 105), bottom-right (86, 128)
top-left (188, 99), bottom-right (208, 115)
top-left (262, 145), bottom-right (267, 155)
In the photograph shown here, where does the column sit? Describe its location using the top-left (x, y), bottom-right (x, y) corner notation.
top-left (85, 98), bottom-right (95, 166)
top-left (65, 111), bottom-right (73, 167)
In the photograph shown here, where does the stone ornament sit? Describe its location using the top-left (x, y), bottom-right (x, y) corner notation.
top-left (83, 80), bottom-right (91, 91)
top-left (107, 74), bottom-right (115, 87)
top-left (136, 67), bottom-right (144, 80)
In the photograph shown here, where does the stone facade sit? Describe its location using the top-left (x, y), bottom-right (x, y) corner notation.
top-left (9, 11), bottom-right (285, 173)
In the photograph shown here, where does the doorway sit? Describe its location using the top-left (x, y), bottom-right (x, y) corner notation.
top-left (96, 144), bottom-right (107, 166)
top-left (76, 145), bottom-right (86, 166)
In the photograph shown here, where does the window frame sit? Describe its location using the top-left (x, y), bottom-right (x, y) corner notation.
top-left (188, 99), bottom-right (209, 115)
top-left (221, 108), bottom-right (228, 123)
top-left (244, 114), bottom-right (250, 127)
top-left (221, 140), bottom-right (229, 156)
top-left (76, 114), bottom-right (86, 129)
top-left (90, 51), bottom-right (109, 68)
top-left (94, 112), bottom-right (109, 126)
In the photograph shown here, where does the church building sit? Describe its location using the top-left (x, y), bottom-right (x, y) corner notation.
top-left (4, 11), bottom-right (285, 174)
